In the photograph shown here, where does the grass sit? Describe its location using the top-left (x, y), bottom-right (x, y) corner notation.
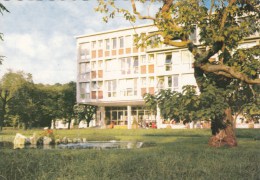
top-left (0, 128), bottom-right (259, 180)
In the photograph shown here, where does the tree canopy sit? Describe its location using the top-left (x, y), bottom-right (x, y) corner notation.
top-left (96, 0), bottom-right (260, 85)
top-left (0, 71), bottom-right (77, 130)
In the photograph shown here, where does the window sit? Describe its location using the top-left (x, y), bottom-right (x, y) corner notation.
top-left (133, 56), bottom-right (139, 74)
top-left (119, 37), bottom-right (124, 48)
top-left (112, 38), bottom-right (117, 49)
top-left (97, 81), bottom-right (103, 89)
top-left (167, 76), bottom-right (172, 89)
top-left (182, 50), bottom-right (193, 68)
top-left (80, 42), bottom-right (90, 61)
top-left (173, 75), bottom-right (179, 91)
top-left (141, 77), bottom-right (146, 87)
top-left (105, 39), bottom-right (110, 50)
top-left (148, 54), bottom-right (154, 63)
top-left (105, 60), bottom-right (111, 72)
top-left (80, 82), bottom-right (90, 99)
top-left (157, 77), bottom-right (164, 90)
top-left (91, 41), bottom-right (96, 49)
top-left (120, 57), bottom-right (131, 75)
top-left (156, 53), bottom-right (164, 66)
top-left (79, 63), bottom-right (91, 79)
top-left (98, 40), bottom-right (103, 48)
top-left (91, 61), bottom-right (97, 69)
top-left (141, 55), bottom-right (146, 64)
top-left (126, 79), bottom-right (133, 96)
top-left (125, 35), bottom-right (131, 48)
top-left (172, 51), bottom-right (181, 64)
top-left (107, 80), bottom-right (117, 97)
top-left (148, 77), bottom-right (154, 87)
top-left (165, 53), bottom-right (172, 71)
top-left (105, 59), bottom-right (117, 72)
top-left (86, 62), bottom-right (90, 71)
top-left (80, 72), bottom-right (90, 80)
top-left (182, 50), bottom-right (190, 64)
top-left (91, 81), bottom-right (97, 90)
top-left (98, 61), bottom-right (103, 69)
top-left (118, 79), bottom-right (137, 96)
top-left (80, 63), bottom-right (86, 74)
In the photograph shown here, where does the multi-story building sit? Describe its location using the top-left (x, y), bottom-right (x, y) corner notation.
top-left (75, 24), bottom-right (259, 129)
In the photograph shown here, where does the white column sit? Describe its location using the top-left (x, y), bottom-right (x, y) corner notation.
top-left (100, 106), bottom-right (106, 128)
top-left (127, 106), bottom-right (132, 129)
top-left (156, 105), bottom-right (162, 129)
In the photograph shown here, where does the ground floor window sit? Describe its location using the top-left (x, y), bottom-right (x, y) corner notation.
top-left (104, 106), bottom-right (156, 125)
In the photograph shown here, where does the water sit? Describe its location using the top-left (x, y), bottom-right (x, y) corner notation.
top-left (57, 141), bottom-right (143, 150)
top-left (1, 141), bottom-right (144, 150)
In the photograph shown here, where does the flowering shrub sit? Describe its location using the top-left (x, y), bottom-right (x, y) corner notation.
top-left (37, 129), bottom-right (56, 145)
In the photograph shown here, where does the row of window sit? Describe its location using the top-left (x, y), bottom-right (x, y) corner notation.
top-left (79, 75), bottom-right (180, 99)
top-left (78, 25), bottom-right (200, 61)
top-left (79, 50), bottom-right (194, 75)
top-left (80, 35), bottom-right (133, 56)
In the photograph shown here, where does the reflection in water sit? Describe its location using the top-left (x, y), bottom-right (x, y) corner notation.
top-left (10, 141), bottom-right (143, 150)
top-left (57, 141), bottom-right (143, 150)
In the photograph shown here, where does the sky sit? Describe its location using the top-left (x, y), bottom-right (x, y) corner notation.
top-left (0, 1), bottom-right (157, 85)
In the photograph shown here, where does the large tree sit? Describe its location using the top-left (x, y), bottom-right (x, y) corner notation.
top-left (96, 0), bottom-right (260, 147)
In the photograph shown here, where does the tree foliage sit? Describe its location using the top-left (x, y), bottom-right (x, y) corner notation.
top-left (74, 104), bottom-right (97, 127)
top-left (59, 82), bottom-right (77, 129)
top-left (0, 70), bottom-right (32, 129)
top-left (0, 71), bottom-right (77, 130)
top-left (144, 85), bottom-right (199, 123)
top-left (96, 0), bottom-right (260, 84)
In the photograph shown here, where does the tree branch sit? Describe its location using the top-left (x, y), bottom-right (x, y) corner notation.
top-left (188, 41), bottom-right (223, 65)
top-left (209, 0), bottom-right (215, 19)
top-left (131, 0), bottom-right (156, 20)
top-left (220, 0), bottom-right (236, 29)
top-left (159, 0), bottom-right (183, 32)
top-left (164, 38), bottom-right (191, 47)
top-left (199, 63), bottom-right (260, 84)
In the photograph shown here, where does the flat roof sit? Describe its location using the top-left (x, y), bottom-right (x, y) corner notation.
top-left (75, 24), bottom-right (153, 39)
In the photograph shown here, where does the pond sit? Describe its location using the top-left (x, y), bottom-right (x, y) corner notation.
top-left (1, 141), bottom-right (144, 150)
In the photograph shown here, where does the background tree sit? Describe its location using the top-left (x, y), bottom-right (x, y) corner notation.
top-left (0, 70), bottom-right (78, 129)
top-left (8, 81), bottom-right (38, 129)
top-left (60, 82), bottom-right (76, 129)
top-left (96, 0), bottom-right (260, 147)
top-left (0, 3), bottom-right (9, 64)
top-left (74, 104), bottom-right (97, 127)
top-left (0, 70), bottom-right (31, 130)
top-left (144, 85), bottom-right (199, 123)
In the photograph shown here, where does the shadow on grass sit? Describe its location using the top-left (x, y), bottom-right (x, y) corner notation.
top-left (143, 129), bottom-right (211, 138)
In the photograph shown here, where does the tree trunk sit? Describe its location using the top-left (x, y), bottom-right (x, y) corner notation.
top-left (0, 119), bottom-right (3, 131)
top-left (67, 119), bottom-right (71, 130)
top-left (208, 108), bottom-right (237, 147)
top-left (0, 101), bottom-right (7, 131)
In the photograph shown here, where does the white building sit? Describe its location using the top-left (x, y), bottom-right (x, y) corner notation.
top-left (75, 24), bottom-right (259, 129)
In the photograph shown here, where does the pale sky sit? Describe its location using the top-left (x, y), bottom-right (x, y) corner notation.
top-left (0, 1), bottom-right (157, 84)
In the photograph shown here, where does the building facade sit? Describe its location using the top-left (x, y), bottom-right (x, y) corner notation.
top-left (76, 24), bottom-right (259, 129)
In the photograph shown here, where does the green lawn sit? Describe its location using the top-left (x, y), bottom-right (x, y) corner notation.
top-left (0, 128), bottom-right (259, 180)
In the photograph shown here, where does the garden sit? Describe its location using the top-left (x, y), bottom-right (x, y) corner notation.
top-left (0, 128), bottom-right (259, 180)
